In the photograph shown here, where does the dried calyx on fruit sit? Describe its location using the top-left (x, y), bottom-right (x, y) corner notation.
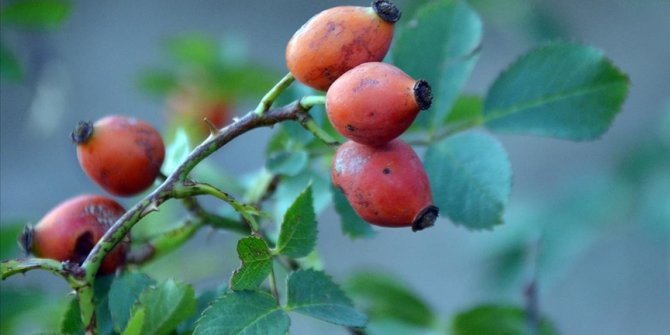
top-left (286, 0), bottom-right (401, 91)
top-left (71, 115), bottom-right (165, 197)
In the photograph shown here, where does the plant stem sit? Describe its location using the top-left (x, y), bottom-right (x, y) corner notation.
top-left (254, 73), bottom-right (295, 115)
top-left (269, 263), bottom-right (280, 301)
top-left (299, 95), bottom-right (326, 109)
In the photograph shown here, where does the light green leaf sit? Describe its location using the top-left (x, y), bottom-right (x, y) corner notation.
top-left (484, 42), bottom-right (629, 140)
top-left (193, 290), bottom-right (289, 335)
top-left (275, 185), bottom-right (317, 258)
top-left (452, 304), bottom-right (559, 335)
top-left (109, 271), bottom-right (156, 333)
top-left (0, 0), bottom-right (71, 29)
top-left (161, 127), bottom-right (192, 175)
top-left (287, 269), bottom-right (367, 328)
top-left (393, 0), bottom-right (482, 130)
top-left (123, 279), bottom-right (196, 335)
top-left (0, 44), bottom-right (23, 81)
top-left (346, 271), bottom-right (435, 327)
top-left (266, 150), bottom-right (309, 176)
top-left (331, 185), bottom-right (375, 239)
top-left (424, 131), bottom-right (512, 229)
top-left (230, 236), bottom-right (273, 291)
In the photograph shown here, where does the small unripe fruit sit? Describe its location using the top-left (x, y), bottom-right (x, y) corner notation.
top-left (24, 194), bottom-right (128, 274)
top-left (71, 115), bottom-right (165, 197)
top-left (326, 62), bottom-right (432, 146)
top-left (331, 139), bottom-right (438, 231)
top-left (286, 0), bottom-right (401, 91)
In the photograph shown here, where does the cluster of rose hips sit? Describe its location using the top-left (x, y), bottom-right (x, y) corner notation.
top-left (21, 115), bottom-right (166, 274)
top-left (286, 0), bottom-right (439, 231)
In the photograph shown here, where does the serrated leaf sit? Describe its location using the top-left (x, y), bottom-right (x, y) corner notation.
top-left (0, 44), bottom-right (23, 81)
top-left (452, 304), bottom-right (559, 335)
top-left (287, 269), bottom-right (367, 328)
top-left (483, 42), bottom-right (629, 140)
top-left (425, 131), bottom-right (512, 229)
top-left (275, 185), bottom-right (317, 258)
top-left (193, 290), bottom-right (289, 335)
top-left (331, 185), bottom-right (375, 239)
top-left (0, 0), bottom-right (71, 29)
top-left (346, 271), bottom-right (435, 327)
top-left (273, 170), bottom-right (331, 225)
top-left (123, 279), bottom-right (196, 335)
top-left (393, 0), bottom-right (482, 130)
top-left (60, 298), bottom-right (84, 335)
top-left (109, 271), bottom-right (156, 333)
top-left (266, 150), bottom-right (309, 176)
top-left (230, 236), bottom-right (273, 291)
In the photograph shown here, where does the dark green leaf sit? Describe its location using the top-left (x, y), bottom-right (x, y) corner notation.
top-left (452, 304), bottom-right (559, 335)
top-left (331, 185), bottom-right (375, 239)
top-left (124, 279), bottom-right (197, 335)
top-left (276, 185), bottom-right (317, 258)
top-left (94, 274), bottom-right (115, 335)
top-left (109, 271), bottom-right (156, 333)
top-left (345, 271), bottom-right (434, 327)
top-left (0, 0), bottom-right (71, 29)
top-left (136, 68), bottom-right (177, 96)
top-left (266, 150), bottom-right (309, 176)
top-left (484, 42), bottom-right (629, 140)
top-left (0, 44), bottom-right (23, 81)
top-left (177, 290), bottom-right (219, 333)
top-left (424, 131), bottom-right (512, 229)
top-left (393, 0), bottom-right (483, 130)
top-left (193, 290), bottom-right (289, 335)
top-left (60, 298), bottom-right (84, 335)
top-left (287, 269), bottom-right (367, 327)
top-left (230, 236), bottom-right (273, 291)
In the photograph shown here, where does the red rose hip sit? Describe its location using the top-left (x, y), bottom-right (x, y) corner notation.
top-left (331, 139), bottom-right (438, 231)
top-left (286, 0), bottom-right (401, 91)
top-left (326, 62), bottom-right (432, 146)
top-left (71, 115), bottom-right (165, 196)
top-left (22, 194), bottom-right (128, 274)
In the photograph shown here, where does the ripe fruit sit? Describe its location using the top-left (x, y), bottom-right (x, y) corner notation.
top-left (286, 0), bottom-right (401, 91)
top-left (22, 194), bottom-right (128, 274)
top-left (71, 115), bottom-right (165, 197)
top-left (331, 139), bottom-right (438, 231)
top-left (326, 62), bottom-right (432, 146)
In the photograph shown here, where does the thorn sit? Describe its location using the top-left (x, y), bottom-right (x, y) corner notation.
top-left (141, 201), bottom-right (160, 216)
top-left (203, 117), bottom-right (220, 137)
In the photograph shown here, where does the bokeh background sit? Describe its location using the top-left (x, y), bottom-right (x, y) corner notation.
top-left (1, 0), bottom-right (669, 334)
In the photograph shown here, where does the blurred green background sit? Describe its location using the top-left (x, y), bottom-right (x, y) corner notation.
top-left (1, 0), bottom-right (669, 334)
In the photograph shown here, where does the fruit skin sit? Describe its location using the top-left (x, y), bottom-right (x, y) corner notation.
top-left (72, 115), bottom-right (165, 197)
top-left (285, 1), bottom-right (400, 91)
top-left (29, 194), bottom-right (128, 274)
top-left (331, 139), bottom-right (438, 230)
top-left (326, 62), bottom-right (432, 146)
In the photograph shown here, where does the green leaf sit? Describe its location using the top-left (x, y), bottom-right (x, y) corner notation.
top-left (161, 127), bottom-right (192, 175)
top-left (0, 0), bottom-right (71, 29)
top-left (109, 271), bottom-right (156, 333)
top-left (177, 289), bottom-right (219, 333)
top-left (124, 279), bottom-right (197, 335)
top-left (393, 0), bottom-right (483, 130)
top-left (165, 33), bottom-right (218, 68)
top-left (136, 68), bottom-right (177, 96)
top-left (452, 304), bottom-right (559, 335)
top-left (193, 290), bottom-right (289, 335)
top-left (230, 236), bottom-right (273, 291)
top-left (266, 150), bottom-right (309, 176)
top-left (0, 220), bottom-right (24, 259)
top-left (331, 185), bottom-right (375, 239)
top-left (445, 94), bottom-right (484, 128)
top-left (275, 185), bottom-right (317, 258)
top-left (0, 44), bottom-right (23, 81)
top-left (483, 42), bottom-right (629, 140)
top-left (60, 298), bottom-right (84, 335)
top-left (424, 131), bottom-right (512, 229)
top-left (346, 271), bottom-right (435, 327)
top-left (273, 170), bottom-right (331, 224)
top-left (287, 269), bottom-right (367, 328)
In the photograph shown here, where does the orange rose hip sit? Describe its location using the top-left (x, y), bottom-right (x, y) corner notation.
top-left (331, 139), bottom-right (438, 231)
top-left (22, 194), bottom-right (128, 274)
top-left (285, 0), bottom-right (401, 91)
top-left (326, 62), bottom-right (432, 146)
top-left (71, 115), bottom-right (165, 196)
